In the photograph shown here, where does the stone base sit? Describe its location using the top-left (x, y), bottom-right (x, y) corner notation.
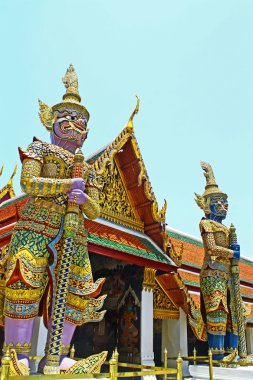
top-left (189, 364), bottom-right (253, 380)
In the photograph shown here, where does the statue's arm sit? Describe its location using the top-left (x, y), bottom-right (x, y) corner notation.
top-left (202, 232), bottom-right (234, 259)
top-left (19, 144), bottom-right (72, 197)
top-left (80, 169), bottom-right (101, 220)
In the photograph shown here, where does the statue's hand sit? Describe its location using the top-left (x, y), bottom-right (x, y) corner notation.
top-left (71, 178), bottom-right (85, 191)
top-left (68, 189), bottom-right (87, 205)
top-left (230, 244), bottom-right (240, 260)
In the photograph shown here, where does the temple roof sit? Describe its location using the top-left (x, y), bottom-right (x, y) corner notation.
top-left (86, 99), bottom-right (170, 254)
top-left (85, 219), bottom-right (173, 267)
top-left (0, 165), bottom-right (17, 205)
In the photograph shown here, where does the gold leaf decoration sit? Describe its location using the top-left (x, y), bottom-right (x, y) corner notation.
top-left (99, 165), bottom-right (144, 231)
top-left (153, 282), bottom-right (179, 320)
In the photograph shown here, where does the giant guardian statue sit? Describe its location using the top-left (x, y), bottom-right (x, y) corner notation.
top-left (1, 65), bottom-right (107, 375)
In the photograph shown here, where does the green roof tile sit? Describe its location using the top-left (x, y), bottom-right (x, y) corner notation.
top-left (181, 279), bottom-right (253, 300)
top-left (167, 230), bottom-right (203, 247)
top-left (87, 148), bottom-right (107, 164)
top-left (88, 233), bottom-right (170, 264)
top-left (182, 261), bottom-right (202, 269)
top-left (240, 257), bottom-right (253, 267)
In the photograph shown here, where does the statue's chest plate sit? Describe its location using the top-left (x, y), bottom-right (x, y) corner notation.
top-left (214, 231), bottom-right (229, 248)
top-left (41, 147), bottom-right (74, 179)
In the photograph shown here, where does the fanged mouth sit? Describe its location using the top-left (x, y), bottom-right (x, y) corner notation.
top-left (62, 121), bottom-right (85, 133)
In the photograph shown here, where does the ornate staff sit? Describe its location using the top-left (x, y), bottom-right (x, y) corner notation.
top-left (229, 224), bottom-right (247, 358)
top-left (44, 149), bottom-right (85, 374)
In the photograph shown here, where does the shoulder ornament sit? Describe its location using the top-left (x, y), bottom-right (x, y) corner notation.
top-left (18, 146), bottom-right (43, 164)
top-left (200, 219), bottom-right (229, 239)
top-left (199, 219), bottom-right (213, 234)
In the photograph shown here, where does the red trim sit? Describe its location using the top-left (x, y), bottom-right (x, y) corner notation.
top-left (88, 242), bottom-right (174, 272)
top-left (89, 278), bottom-right (106, 298)
top-left (6, 260), bottom-right (30, 287)
top-left (0, 236), bottom-right (11, 248)
top-left (180, 262), bottom-right (200, 274)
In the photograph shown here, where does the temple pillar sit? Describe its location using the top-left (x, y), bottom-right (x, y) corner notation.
top-left (162, 308), bottom-right (188, 374)
top-left (246, 326), bottom-right (253, 354)
top-left (30, 317), bottom-right (47, 372)
top-left (141, 267), bottom-right (156, 378)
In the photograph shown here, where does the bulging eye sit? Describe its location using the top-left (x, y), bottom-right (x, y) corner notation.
top-left (71, 116), bottom-right (77, 121)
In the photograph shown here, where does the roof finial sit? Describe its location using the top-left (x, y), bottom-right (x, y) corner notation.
top-left (8, 164), bottom-right (17, 184)
top-left (126, 95), bottom-right (140, 133)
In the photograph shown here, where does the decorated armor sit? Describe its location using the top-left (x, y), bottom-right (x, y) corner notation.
top-left (1, 65), bottom-right (107, 375)
top-left (195, 162), bottom-right (240, 360)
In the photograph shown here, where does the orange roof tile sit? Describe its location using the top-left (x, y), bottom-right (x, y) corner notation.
top-left (169, 236), bottom-right (204, 267)
top-left (189, 292), bottom-right (201, 309)
top-left (0, 204), bottom-right (16, 223)
top-left (178, 270), bottom-right (200, 286)
top-left (170, 233), bottom-right (253, 286)
top-left (238, 261), bottom-right (253, 284)
top-left (84, 219), bottom-right (150, 251)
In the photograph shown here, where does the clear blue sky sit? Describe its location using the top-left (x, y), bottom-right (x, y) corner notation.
top-left (1, 0), bottom-right (253, 256)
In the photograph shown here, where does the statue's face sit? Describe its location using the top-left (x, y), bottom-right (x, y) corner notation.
top-left (51, 108), bottom-right (88, 151)
top-left (209, 194), bottom-right (228, 220)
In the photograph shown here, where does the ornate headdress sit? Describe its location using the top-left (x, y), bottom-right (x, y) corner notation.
top-left (195, 161), bottom-right (227, 212)
top-left (38, 64), bottom-right (90, 131)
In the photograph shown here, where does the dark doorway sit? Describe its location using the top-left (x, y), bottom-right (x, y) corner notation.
top-left (72, 253), bottom-right (143, 364)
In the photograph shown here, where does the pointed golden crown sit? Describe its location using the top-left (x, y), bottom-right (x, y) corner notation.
top-left (195, 161), bottom-right (227, 212)
top-left (38, 64), bottom-right (89, 131)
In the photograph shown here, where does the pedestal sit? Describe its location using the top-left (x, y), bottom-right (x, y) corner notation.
top-left (189, 364), bottom-right (253, 380)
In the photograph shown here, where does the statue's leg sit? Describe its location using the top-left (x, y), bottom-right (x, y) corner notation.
top-left (224, 332), bottom-right (238, 354)
top-left (201, 272), bottom-right (229, 361)
top-left (224, 312), bottom-right (238, 354)
top-left (41, 291), bottom-right (105, 371)
top-left (4, 317), bottom-right (35, 367)
top-left (39, 291), bottom-right (105, 371)
top-left (224, 281), bottom-right (238, 355)
top-left (3, 280), bottom-right (42, 374)
top-left (38, 237), bottom-right (106, 373)
top-left (38, 320), bottom-right (77, 372)
top-left (3, 240), bottom-right (49, 372)
top-left (58, 321), bottom-right (77, 370)
top-left (57, 237), bottom-right (105, 370)
top-left (207, 309), bottom-right (227, 360)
